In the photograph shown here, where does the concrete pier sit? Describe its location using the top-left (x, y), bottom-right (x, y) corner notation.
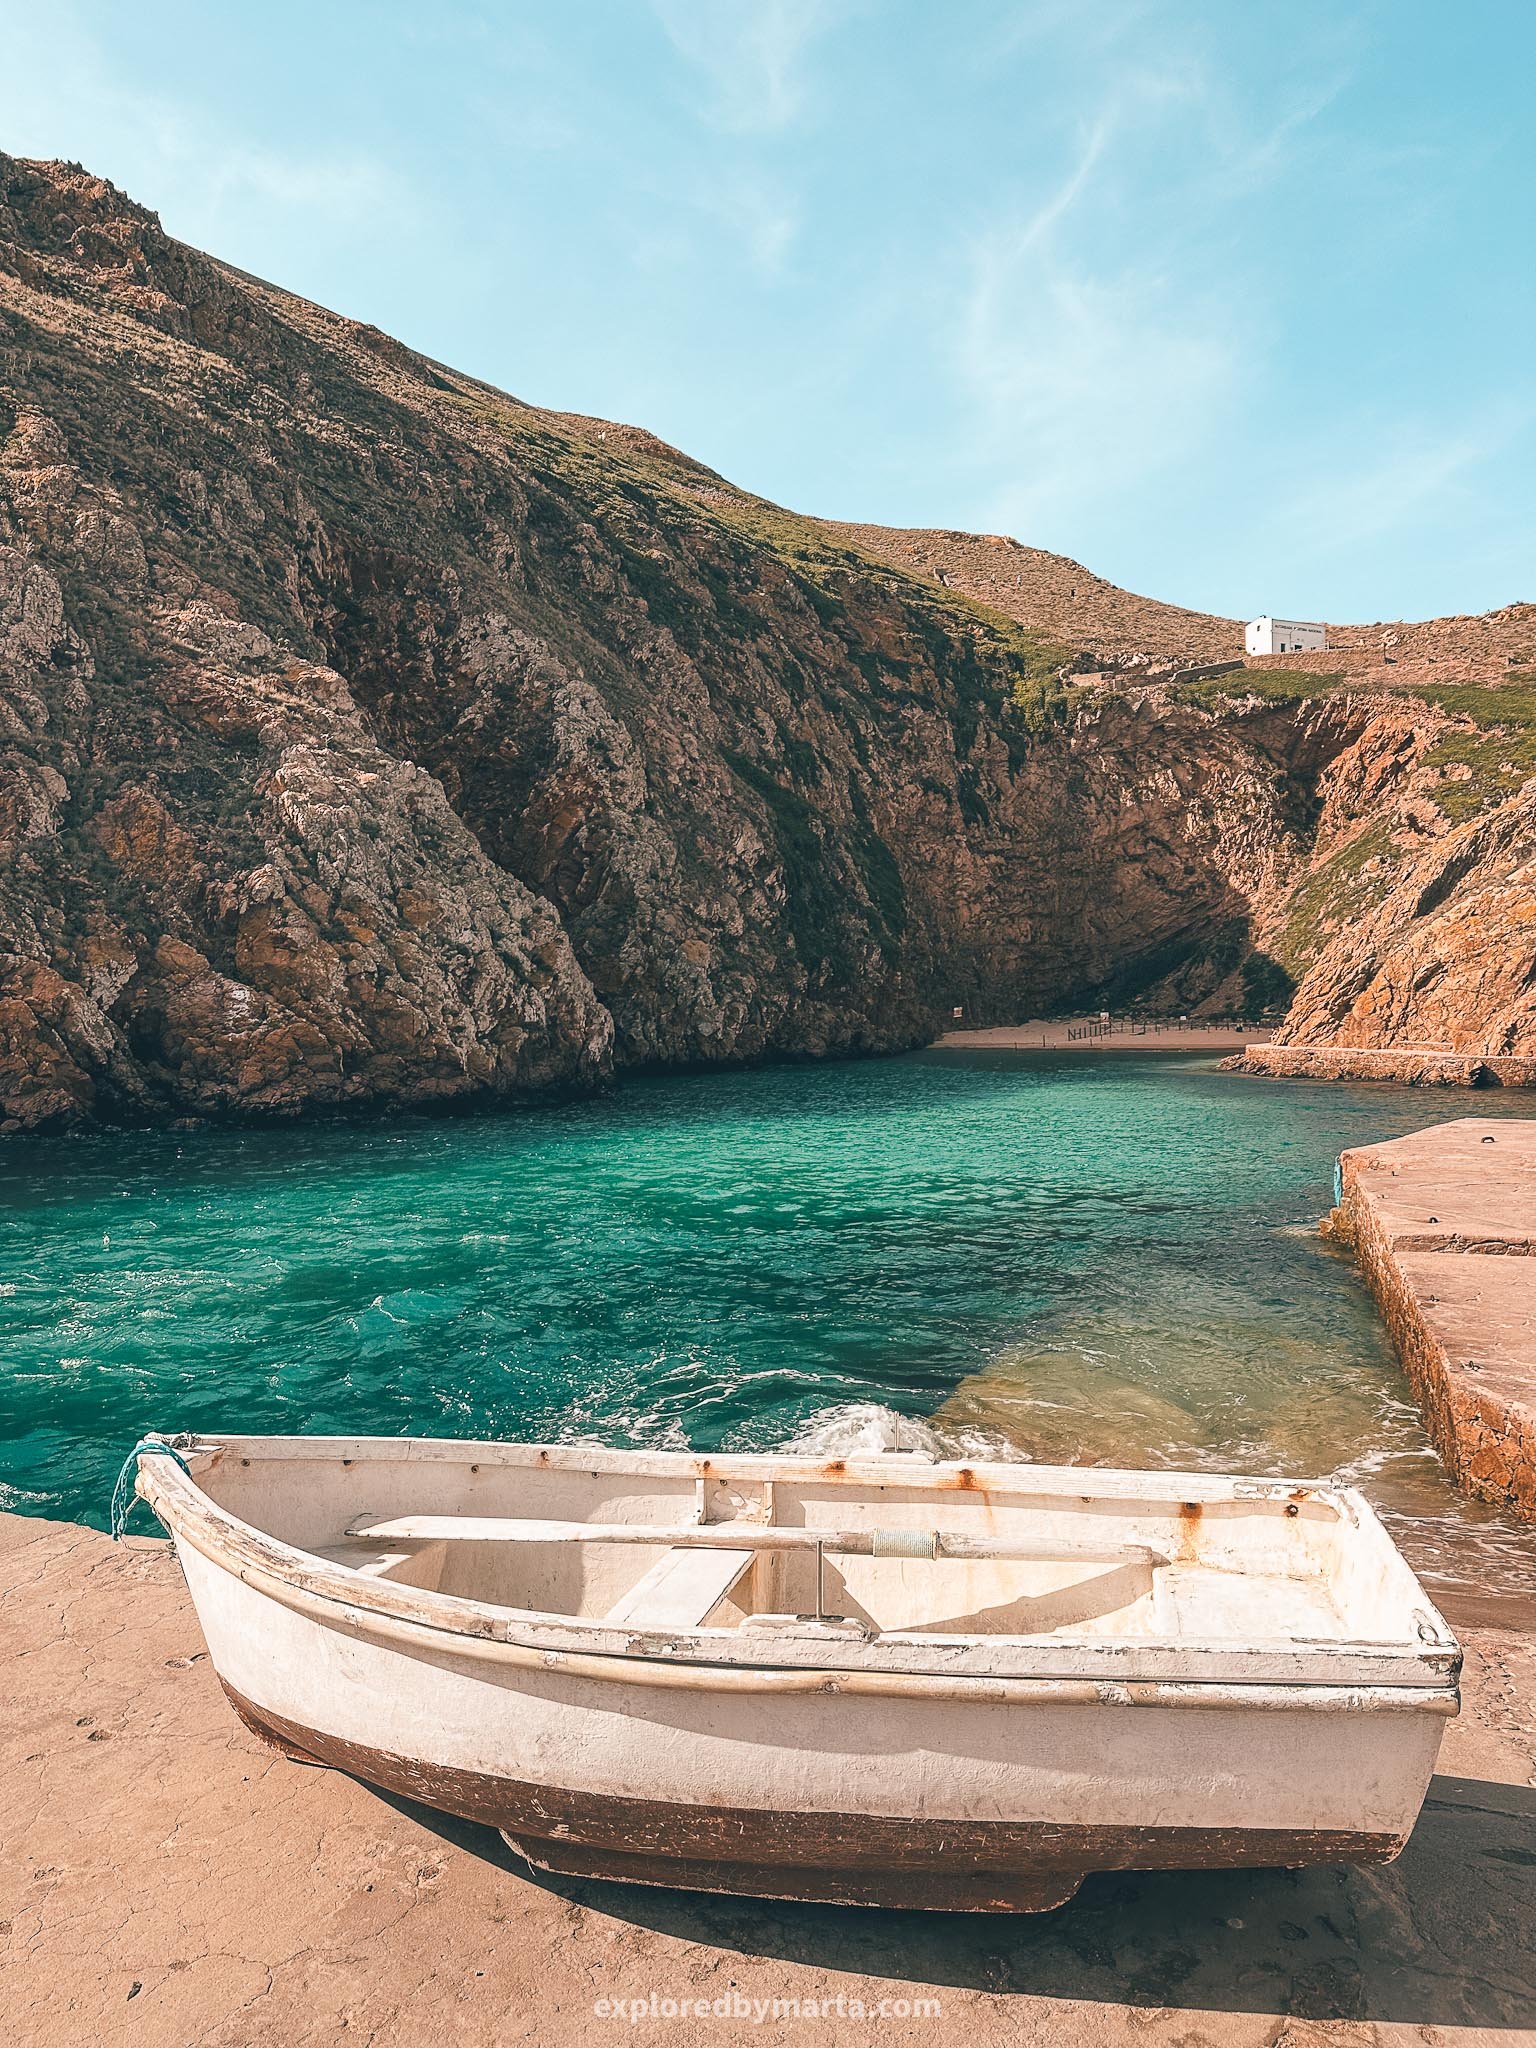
top-left (5, 1513), bottom-right (1536, 2044)
top-left (1332, 1117), bottom-right (1536, 1522)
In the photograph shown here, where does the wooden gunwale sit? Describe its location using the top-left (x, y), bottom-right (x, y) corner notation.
top-left (156, 1432), bottom-right (1370, 1501)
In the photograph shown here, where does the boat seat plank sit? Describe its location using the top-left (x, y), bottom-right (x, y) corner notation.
top-left (344, 1513), bottom-right (1168, 1567)
top-left (604, 1547), bottom-right (755, 1630)
top-left (313, 1541), bottom-right (422, 1580)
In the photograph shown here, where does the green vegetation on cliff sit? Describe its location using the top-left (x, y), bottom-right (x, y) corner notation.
top-left (1277, 820), bottom-right (1398, 972)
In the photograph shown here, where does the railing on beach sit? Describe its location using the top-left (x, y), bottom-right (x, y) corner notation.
top-left (945, 1013), bottom-right (1271, 1049)
top-left (1066, 1015), bottom-right (1258, 1041)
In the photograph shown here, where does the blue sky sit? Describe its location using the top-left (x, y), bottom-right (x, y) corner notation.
top-left (3, 0), bottom-right (1532, 622)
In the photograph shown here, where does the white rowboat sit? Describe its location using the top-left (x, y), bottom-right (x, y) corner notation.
top-left (134, 1434), bottom-right (1460, 1912)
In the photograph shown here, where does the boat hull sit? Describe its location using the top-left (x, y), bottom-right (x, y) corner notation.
top-left (223, 1674), bottom-right (1405, 1912)
top-left (180, 1541), bottom-right (1442, 1914)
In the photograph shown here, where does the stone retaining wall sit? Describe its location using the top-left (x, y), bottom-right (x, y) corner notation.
top-left (1226, 1046), bottom-right (1536, 1088)
top-left (1330, 1118), bottom-right (1536, 1523)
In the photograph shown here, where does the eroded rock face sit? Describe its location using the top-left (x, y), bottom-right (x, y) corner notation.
top-left (1275, 794), bottom-right (1536, 1056)
top-left (0, 151), bottom-right (1530, 1127)
top-left (0, 353), bottom-right (611, 1128)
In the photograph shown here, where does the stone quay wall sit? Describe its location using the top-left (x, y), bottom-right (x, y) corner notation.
top-left (1226, 1045), bottom-right (1536, 1088)
top-left (1330, 1117), bottom-right (1536, 1523)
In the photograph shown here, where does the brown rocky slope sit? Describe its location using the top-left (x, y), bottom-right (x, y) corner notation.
top-left (820, 521), bottom-right (1240, 663)
top-left (1, 154), bottom-right (1533, 1130)
top-left (830, 518), bottom-right (1536, 684)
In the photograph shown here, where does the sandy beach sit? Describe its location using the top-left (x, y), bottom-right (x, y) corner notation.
top-left (935, 1020), bottom-right (1275, 1053)
top-left (4, 1511), bottom-right (1534, 2046)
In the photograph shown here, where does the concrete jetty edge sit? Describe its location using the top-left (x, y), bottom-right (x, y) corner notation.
top-left (1329, 1116), bottom-right (1536, 1522)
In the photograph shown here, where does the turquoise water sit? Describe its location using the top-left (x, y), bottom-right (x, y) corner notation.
top-left (5, 1050), bottom-right (1536, 1617)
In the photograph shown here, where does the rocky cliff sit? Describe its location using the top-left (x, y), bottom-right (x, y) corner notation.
top-left (1, 154), bottom-right (1532, 1130)
top-left (1212, 673), bottom-right (1536, 1068)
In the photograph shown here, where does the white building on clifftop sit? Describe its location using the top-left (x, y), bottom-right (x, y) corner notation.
top-left (1245, 616), bottom-right (1328, 655)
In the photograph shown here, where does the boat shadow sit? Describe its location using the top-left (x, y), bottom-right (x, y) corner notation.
top-left (374, 1772), bottom-right (1536, 2028)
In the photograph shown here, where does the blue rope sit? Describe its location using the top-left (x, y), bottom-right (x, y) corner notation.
top-left (110, 1438), bottom-right (191, 1541)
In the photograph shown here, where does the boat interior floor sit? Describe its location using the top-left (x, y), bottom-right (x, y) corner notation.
top-left (311, 1535), bottom-right (1353, 1643)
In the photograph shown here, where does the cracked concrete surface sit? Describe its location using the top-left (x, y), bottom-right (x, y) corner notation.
top-left (3, 1512), bottom-right (1535, 2047)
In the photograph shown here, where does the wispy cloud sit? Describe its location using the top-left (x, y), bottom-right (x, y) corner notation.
top-left (152, 129), bottom-right (407, 229)
top-left (959, 234), bottom-right (1242, 539)
top-left (0, 3), bottom-right (413, 238)
top-left (983, 0), bottom-right (1155, 65)
top-left (711, 173), bottom-right (800, 276)
top-left (627, 169), bottom-right (800, 282)
top-left (1005, 114), bottom-right (1114, 256)
top-left (952, 94), bottom-right (1244, 537)
top-left (650, 0), bottom-right (850, 133)
top-left (941, 9), bottom-right (1368, 551)
top-left (640, 0), bottom-right (848, 275)
top-left (1271, 402), bottom-right (1536, 566)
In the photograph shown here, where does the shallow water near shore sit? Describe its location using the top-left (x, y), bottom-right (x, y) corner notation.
top-left (4, 1050), bottom-right (1536, 1624)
